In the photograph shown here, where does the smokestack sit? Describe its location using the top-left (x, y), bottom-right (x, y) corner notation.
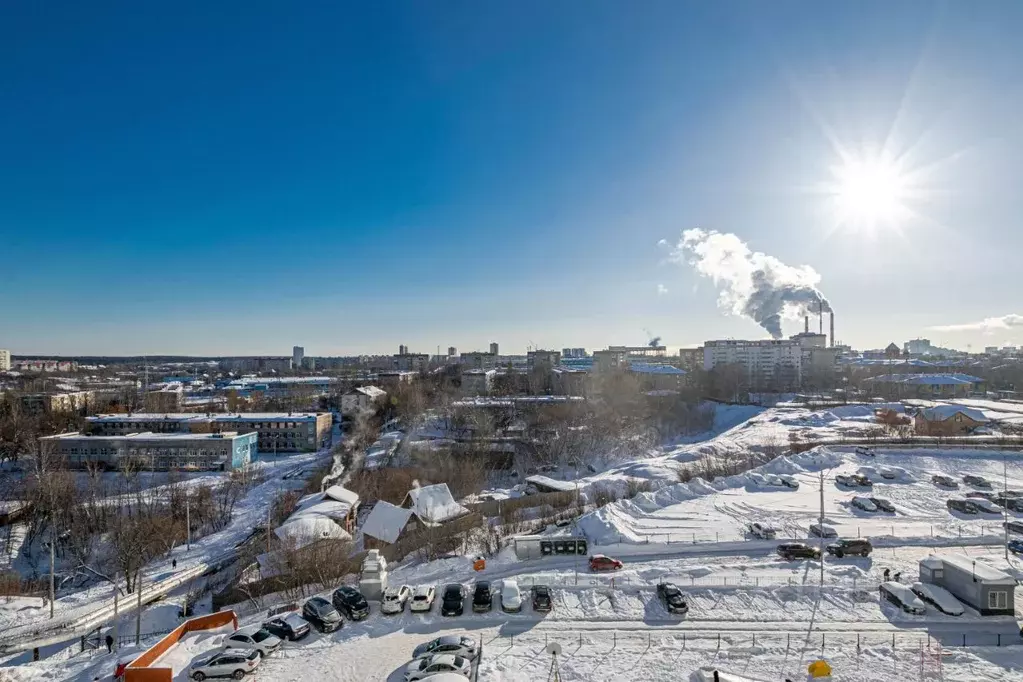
top-left (830, 312), bottom-right (835, 348)
top-left (818, 307), bottom-right (823, 335)
top-left (804, 315), bottom-right (809, 334)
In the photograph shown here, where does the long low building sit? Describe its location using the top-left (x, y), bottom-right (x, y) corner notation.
top-left (39, 430), bottom-right (257, 471)
top-left (84, 412), bottom-right (332, 452)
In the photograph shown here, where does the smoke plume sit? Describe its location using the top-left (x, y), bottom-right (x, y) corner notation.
top-left (648, 336), bottom-right (662, 348)
top-left (671, 228), bottom-right (832, 339)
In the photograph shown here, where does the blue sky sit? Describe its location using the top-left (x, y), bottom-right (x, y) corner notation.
top-left (2, 1), bottom-right (1022, 356)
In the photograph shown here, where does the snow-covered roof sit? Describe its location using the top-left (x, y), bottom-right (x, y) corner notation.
top-left (352, 385), bottom-right (386, 399)
top-left (274, 516), bottom-right (351, 550)
top-left (323, 485), bottom-right (360, 506)
top-left (360, 501), bottom-right (413, 544)
top-left (919, 406), bottom-right (988, 423)
top-left (865, 373), bottom-right (983, 386)
top-left (404, 483), bottom-right (470, 524)
top-left (524, 475), bottom-right (578, 493)
top-left (928, 554), bottom-right (1016, 585)
top-left (627, 363), bottom-right (686, 375)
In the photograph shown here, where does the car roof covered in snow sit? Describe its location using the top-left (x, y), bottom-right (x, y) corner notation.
top-left (911, 582), bottom-right (965, 615)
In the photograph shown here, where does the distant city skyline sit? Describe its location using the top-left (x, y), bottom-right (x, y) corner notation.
top-left (3, 2), bottom-right (1022, 356)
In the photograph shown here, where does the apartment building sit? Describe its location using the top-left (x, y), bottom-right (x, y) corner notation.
top-left (84, 412), bottom-right (332, 452)
top-left (460, 351), bottom-right (498, 370)
top-left (19, 391), bottom-right (101, 414)
top-left (144, 385), bottom-right (183, 412)
top-left (527, 350), bottom-right (562, 368)
top-left (39, 430), bottom-right (256, 471)
top-left (703, 339), bottom-right (803, 384)
top-left (0, 350), bottom-right (10, 372)
top-left (394, 353), bottom-right (430, 372)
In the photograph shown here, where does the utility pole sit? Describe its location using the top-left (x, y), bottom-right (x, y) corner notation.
top-left (48, 534), bottom-right (55, 619)
top-left (135, 571), bottom-right (142, 646)
top-left (186, 495), bottom-right (191, 551)
top-left (819, 467), bottom-right (825, 586)
top-left (112, 571), bottom-right (119, 652)
top-left (1004, 454), bottom-right (1010, 562)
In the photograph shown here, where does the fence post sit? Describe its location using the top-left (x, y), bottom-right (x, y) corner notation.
top-left (692, 533), bottom-right (696, 544)
top-left (80, 636), bottom-right (85, 652)
top-left (822, 633), bottom-right (825, 651)
top-left (892, 633), bottom-right (896, 648)
top-left (998, 634), bottom-right (1001, 647)
top-left (962, 634), bottom-right (966, 647)
top-left (545, 633), bottom-right (548, 647)
top-left (856, 633), bottom-right (860, 655)
top-left (752, 633), bottom-right (756, 646)
top-left (613, 631), bottom-right (617, 647)
top-left (683, 632), bottom-right (686, 648)
top-left (786, 633), bottom-right (790, 649)
top-left (580, 632), bottom-right (583, 647)
top-left (717, 633), bottom-right (721, 648)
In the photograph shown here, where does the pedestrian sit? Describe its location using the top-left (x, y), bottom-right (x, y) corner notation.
top-left (894, 571), bottom-right (901, 583)
top-left (172, 559), bottom-right (177, 569)
top-left (883, 568), bottom-right (890, 581)
top-left (105, 634), bottom-right (113, 653)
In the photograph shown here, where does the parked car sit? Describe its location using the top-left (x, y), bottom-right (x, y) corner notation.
top-left (1008, 539), bottom-right (1023, 555)
top-left (1003, 497), bottom-right (1023, 513)
top-left (965, 491), bottom-right (997, 501)
top-left (381, 585), bottom-right (413, 615)
top-left (589, 554), bottom-right (624, 571)
top-left (777, 542), bottom-right (821, 560)
top-left (1005, 521), bottom-right (1023, 536)
top-left (947, 498), bottom-right (979, 514)
top-left (404, 654), bottom-right (472, 681)
top-left (825, 538), bottom-right (872, 558)
top-left (747, 522), bottom-right (777, 539)
top-left (777, 475), bottom-right (800, 490)
top-left (869, 497), bottom-right (896, 513)
top-left (851, 496), bottom-right (877, 512)
top-left (878, 467), bottom-right (898, 480)
top-left (963, 474), bottom-right (993, 489)
top-left (302, 596), bottom-right (342, 633)
top-left (441, 583), bottom-right (466, 616)
top-left (835, 474), bottom-right (871, 488)
top-left (855, 446), bottom-right (876, 457)
top-left (472, 581), bottom-right (493, 613)
top-left (331, 586), bottom-right (370, 621)
top-left (532, 585), bottom-right (552, 613)
top-left (410, 585), bottom-right (436, 613)
top-left (910, 582), bottom-right (964, 616)
top-left (932, 474), bottom-right (959, 489)
top-left (222, 626), bottom-right (281, 657)
top-left (656, 582), bottom-right (689, 615)
top-left (879, 582), bottom-right (927, 615)
top-left (501, 579), bottom-right (523, 612)
top-left (189, 650), bottom-right (261, 681)
top-left (261, 613), bottom-right (310, 642)
top-left (971, 498), bottom-right (1002, 514)
top-left (413, 635), bottom-right (478, 661)
top-left (809, 523), bottom-right (838, 538)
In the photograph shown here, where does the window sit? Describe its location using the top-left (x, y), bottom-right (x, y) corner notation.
top-left (955, 414), bottom-right (963, 423)
top-left (988, 590), bottom-right (1008, 610)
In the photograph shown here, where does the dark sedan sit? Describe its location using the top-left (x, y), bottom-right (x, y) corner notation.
top-left (331, 586), bottom-right (370, 621)
top-left (261, 612), bottom-right (311, 641)
top-left (441, 583), bottom-right (466, 617)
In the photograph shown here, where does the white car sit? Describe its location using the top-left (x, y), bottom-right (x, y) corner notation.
top-left (855, 446), bottom-right (876, 457)
top-left (222, 625), bottom-right (281, 657)
top-left (382, 585), bottom-right (413, 614)
top-left (880, 581), bottom-right (926, 615)
top-left (410, 585), bottom-right (436, 613)
top-left (851, 496), bottom-right (878, 512)
top-left (404, 654), bottom-right (472, 681)
top-left (190, 650), bottom-right (261, 681)
top-left (501, 579), bottom-right (522, 612)
top-left (747, 522), bottom-right (777, 539)
top-left (412, 635), bottom-right (478, 660)
top-left (809, 523), bottom-right (837, 538)
top-left (910, 582), bottom-right (964, 616)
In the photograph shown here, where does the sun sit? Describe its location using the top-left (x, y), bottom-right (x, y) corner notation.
top-left (828, 151), bottom-right (911, 232)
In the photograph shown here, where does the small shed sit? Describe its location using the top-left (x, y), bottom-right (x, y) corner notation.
top-left (360, 501), bottom-right (414, 548)
top-left (918, 554), bottom-right (1016, 615)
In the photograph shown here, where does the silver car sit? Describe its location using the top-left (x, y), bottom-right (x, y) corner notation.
top-left (189, 649), bottom-right (261, 680)
top-left (412, 634), bottom-right (478, 660)
top-left (222, 625), bottom-right (282, 657)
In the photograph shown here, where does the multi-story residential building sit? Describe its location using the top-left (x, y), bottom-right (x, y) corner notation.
top-left (489, 342), bottom-right (499, 356)
top-left (460, 351), bottom-right (498, 371)
top-left (340, 386), bottom-right (386, 416)
top-left (0, 350), bottom-right (10, 372)
top-left (527, 350), bottom-right (562, 368)
top-left (702, 339), bottom-right (803, 387)
top-left (145, 385), bottom-right (183, 412)
top-left (394, 352), bottom-right (430, 372)
top-left (13, 359), bottom-right (78, 373)
top-left (561, 348), bottom-right (586, 359)
top-left (592, 349), bottom-right (628, 372)
top-left (678, 347), bottom-right (703, 372)
top-left (19, 391), bottom-right (98, 414)
top-left (84, 412), bottom-right (332, 452)
top-left (293, 346), bottom-right (305, 368)
top-left (460, 369), bottom-right (496, 397)
top-left (39, 430), bottom-right (256, 471)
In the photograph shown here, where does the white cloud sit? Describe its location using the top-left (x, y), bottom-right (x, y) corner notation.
top-left (656, 284), bottom-right (669, 295)
top-left (929, 313), bottom-right (1023, 334)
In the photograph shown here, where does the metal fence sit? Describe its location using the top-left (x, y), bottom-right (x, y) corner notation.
top-left (510, 573), bottom-right (881, 591)
top-left (482, 627), bottom-right (1023, 653)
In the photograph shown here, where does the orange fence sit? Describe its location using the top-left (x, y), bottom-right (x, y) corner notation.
top-left (124, 610), bottom-right (238, 682)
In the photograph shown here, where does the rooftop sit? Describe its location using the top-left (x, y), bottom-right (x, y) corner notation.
top-left (87, 412), bottom-right (323, 422)
top-left (41, 430), bottom-right (251, 441)
top-left (928, 554), bottom-right (1017, 585)
top-left (919, 405), bottom-right (988, 423)
top-left (627, 363), bottom-right (686, 375)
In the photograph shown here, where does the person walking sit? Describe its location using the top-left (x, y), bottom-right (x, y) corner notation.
top-left (172, 559), bottom-right (177, 569)
top-left (105, 634), bottom-right (113, 653)
top-left (883, 568), bottom-right (890, 581)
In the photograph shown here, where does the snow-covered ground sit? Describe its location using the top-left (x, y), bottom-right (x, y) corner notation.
top-left (578, 445), bottom-right (1023, 547)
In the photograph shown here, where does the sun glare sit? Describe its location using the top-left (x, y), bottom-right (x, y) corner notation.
top-left (828, 153), bottom-right (911, 232)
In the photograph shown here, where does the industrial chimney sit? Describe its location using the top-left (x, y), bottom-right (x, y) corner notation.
top-left (804, 315), bottom-right (809, 334)
top-left (830, 312), bottom-right (835, 348)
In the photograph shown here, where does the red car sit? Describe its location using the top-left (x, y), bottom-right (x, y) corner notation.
top-left (588, 554), bottom-right (623, 571)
